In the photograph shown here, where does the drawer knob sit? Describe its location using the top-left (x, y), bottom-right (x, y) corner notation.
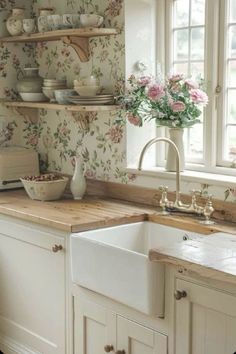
top-left (52, 244), bottom-right (63, 253)
top-left (174, 290), bottom-right (187, 300)
top-left (104, 345), bottom-right (114, 352)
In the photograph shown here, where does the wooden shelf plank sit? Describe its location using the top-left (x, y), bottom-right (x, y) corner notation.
top-left (0, 28), bottom-right (119, 43)
top-left (4, 101), bottom-right (120, 112)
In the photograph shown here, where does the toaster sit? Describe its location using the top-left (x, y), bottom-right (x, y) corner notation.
top-left (0, 147), bottom-right (39, 190)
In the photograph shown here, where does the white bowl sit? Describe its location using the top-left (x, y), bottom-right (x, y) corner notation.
top-left (74, 85), bottom-right (101, 96)
top-left (21, 176), bottom-right (69, 201)
top-left (54, 89), bottom-right (77, 104)
top-left (74, 76), bottom-right (99, 87)
top-left (20, 92), bottom-right (48, 102)
top-left (43, 86), bottom-right (66, 101)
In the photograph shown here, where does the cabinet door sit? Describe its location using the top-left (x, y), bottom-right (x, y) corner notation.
top-left (74, 296), bottom-right (116, 354)
top-left (117, 316), bottom-right (167, 354)
top-left (175, 278), bottom-right (236, 354)
top-left (0, 227), bottom-right (65, 354)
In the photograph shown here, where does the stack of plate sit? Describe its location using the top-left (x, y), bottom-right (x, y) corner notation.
top-left (68, 94), bottom-right (114, 105)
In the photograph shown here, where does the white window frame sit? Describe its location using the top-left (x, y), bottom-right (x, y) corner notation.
top-left (125, 0), bottom-right (236, 183)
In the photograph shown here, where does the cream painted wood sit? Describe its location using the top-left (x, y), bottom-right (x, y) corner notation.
top-left (0, 219), bottom-right (66, 354)
top-left (74, 296), bottom-right (116, 354)
top-left (117, 316), bottom-right (168, 354)
top-left (175, 278), bottom-right (236, 354)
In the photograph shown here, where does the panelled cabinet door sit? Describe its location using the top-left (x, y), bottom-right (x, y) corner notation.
top-left (74, 296), bottom-right (116, 354)
top-left (117, 316), bottom-right (167, 354)
top-left (0, 230), bottom-right (65, 354)
top-left (175, 278), bottom-right (236, 354)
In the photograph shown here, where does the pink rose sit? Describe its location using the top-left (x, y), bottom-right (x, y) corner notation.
top-left (185, 79), bottom-right (199, 89)
top-left (171, 101), bottom-right (186, 112)
top-left (169, 73), bottom-right (183, 82)
top-left (190, 89), bottom-right (208, 106)
top-left (147, 84), bottom-right (165, 101)
top-left (127, 113), bottom-right (142, 126)
top-left (137, 76), bottom-right (151, 87)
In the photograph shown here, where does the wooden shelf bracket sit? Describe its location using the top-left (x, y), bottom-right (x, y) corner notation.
top-left (62, 36), bottom-right (90, 62)
top-left (10, 107), bottom-right (38, 123)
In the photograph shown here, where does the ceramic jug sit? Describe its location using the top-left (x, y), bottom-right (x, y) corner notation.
top-left (6, 8), bottom-right (25, 36)
top-left (16, 67), bottom-right (43, 93)
top-left (37, 7), bottom-right (54, 32)
top-left (70, 156), bottom-right (86, 200)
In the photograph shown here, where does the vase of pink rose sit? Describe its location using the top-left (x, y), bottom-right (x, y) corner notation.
top-left (122, 73), bottom-right (208, 171)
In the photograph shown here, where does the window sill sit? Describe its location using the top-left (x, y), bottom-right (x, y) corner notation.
top-left (126, 166), bottom-right (236, 188)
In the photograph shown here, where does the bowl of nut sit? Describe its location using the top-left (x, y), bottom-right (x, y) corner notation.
top-left (21, 174), bottom-right (69, 201)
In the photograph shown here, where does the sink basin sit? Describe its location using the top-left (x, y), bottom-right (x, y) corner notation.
top-left (71, 221), bottom-right (202, 316)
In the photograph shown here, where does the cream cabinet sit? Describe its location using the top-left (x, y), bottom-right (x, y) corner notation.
top-left (74, 295), bottom-right (168, 354)
top-left (0, 217), bottom-right (66, 354)
top-left (175, 278), bottom-right (236, 354)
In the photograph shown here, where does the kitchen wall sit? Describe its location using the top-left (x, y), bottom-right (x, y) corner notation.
top-left (1, 0), bottom-right (236, 203)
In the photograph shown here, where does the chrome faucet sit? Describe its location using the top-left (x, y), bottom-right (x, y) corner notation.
top-left (138, 137), bottom-right (215, 224)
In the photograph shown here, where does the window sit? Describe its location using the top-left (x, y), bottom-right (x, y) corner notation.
top-left (164, 0), bottom-right (236, 174)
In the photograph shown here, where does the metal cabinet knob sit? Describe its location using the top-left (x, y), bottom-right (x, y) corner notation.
top-left (115, 351), bottom-right (125, 354)
top-left (104, 345), bottom-right (114, 352)
top-left (174, 290), bottom-right (187, 300)
top-left (52, 244), bottom-right (63, 253)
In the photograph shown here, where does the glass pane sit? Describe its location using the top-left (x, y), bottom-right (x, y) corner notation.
top-left (230, 0), bottom-right (236, 22)
top-left (228, 60), bottom-right (236, 86)
top-left (190, 62), bottom-right (204, 79)
top-left (185, 123), bottom-right (203, 159)
top-left (191, 27), bottom-right (205, 60)
top-left (229, 25), bottom-right (236, 58)
top-left (174, 0), bottom-right (190, 27)
top-left (174, 29), bottom-right (189, 60)
top-left (191, 0), bottom-right (205, 26)
top-left (228, 90), bottom-right (236, 122)
top-left (174, 62), bottom-right (189, 75)
top-left (226, 125), bottom-right (236, 160)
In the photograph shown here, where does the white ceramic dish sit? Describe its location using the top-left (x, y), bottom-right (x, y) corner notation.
top-left (80, 14), bottom-right (104, 28)
top-left (43, 86), bottom-right (67, 101)
top-left (54, 89), bottom-right (77, 104)
top-left (74, 85), bottom-right (101, 96)
top-left (21, 176), bottom-right (68, 201)
top-left (20, 92), bottom-right (48, 102)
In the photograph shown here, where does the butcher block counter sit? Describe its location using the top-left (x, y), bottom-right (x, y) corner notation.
top-left (0, 188), bottom-right (235, 234)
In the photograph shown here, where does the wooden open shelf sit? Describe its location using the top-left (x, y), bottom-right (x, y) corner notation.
top-left (4, 101), bottom-right (120, 112)
top-left (3, 100), bottom-right (121, 131)
top-left (0, 28), bottom-right (119, 62)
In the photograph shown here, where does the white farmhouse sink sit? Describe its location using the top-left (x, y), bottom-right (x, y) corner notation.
top-left (71, 222), bottom-right (202, 316)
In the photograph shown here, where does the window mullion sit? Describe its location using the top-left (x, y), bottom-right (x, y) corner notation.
top-left (204, 0), bottom-right (220, 168)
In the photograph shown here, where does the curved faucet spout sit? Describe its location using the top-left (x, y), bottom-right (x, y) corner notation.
top-left (138, 137), bottom-right (181, 203)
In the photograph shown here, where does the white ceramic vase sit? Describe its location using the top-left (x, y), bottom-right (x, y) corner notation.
top-left (6, 8), bottom-right (25, 36)
top-left (70, 156), bottom-right (86, 200)
top-left (166, 128), bottom-right (185, 172)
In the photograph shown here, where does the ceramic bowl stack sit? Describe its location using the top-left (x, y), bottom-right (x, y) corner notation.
top-left (42, 79), bottom-right (67, 102)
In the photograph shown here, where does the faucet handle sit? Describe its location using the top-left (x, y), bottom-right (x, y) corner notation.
top-left (158, 186), bottom-right (170, 216)
top-left (190, 189), bottom-right (202, 197)
top-left (200, 194), bottom-right (215, 225)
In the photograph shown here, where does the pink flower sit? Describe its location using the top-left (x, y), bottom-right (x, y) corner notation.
top-left (107, 125), bottom-right (123, 143)
top-left (147, 84), bottom-right (165, 101)
top-left (169, 73), bottom-right (183, 82)
top-left (137, 76), bottom-right (151, 87)
top-left (185, 79), bottom-right (199, 89)
top-left (171, 101), bottom-right (186, 112)
top-left (127, 113), bottom-right (142, 126)
top-left (190, 89), bottom-right (208, 106)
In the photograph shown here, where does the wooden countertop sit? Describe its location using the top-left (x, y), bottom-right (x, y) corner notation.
top-left (0, 189), bottom-right (152, 232)
top-left (1, 189), bottom-right (236, 282)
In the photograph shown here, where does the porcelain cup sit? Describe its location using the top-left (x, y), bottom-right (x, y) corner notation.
top-left (62, 14), bottom-right (80, 28)
top-left (23, 19), bottom-right (36, 34)
top-left (51, 14), bottom-right (62, 30)
top-left (80, 14), bottom-right (104, 28)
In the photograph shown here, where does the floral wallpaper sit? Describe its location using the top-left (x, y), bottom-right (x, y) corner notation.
top-left (0, 0), bottom-right (235, 203)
